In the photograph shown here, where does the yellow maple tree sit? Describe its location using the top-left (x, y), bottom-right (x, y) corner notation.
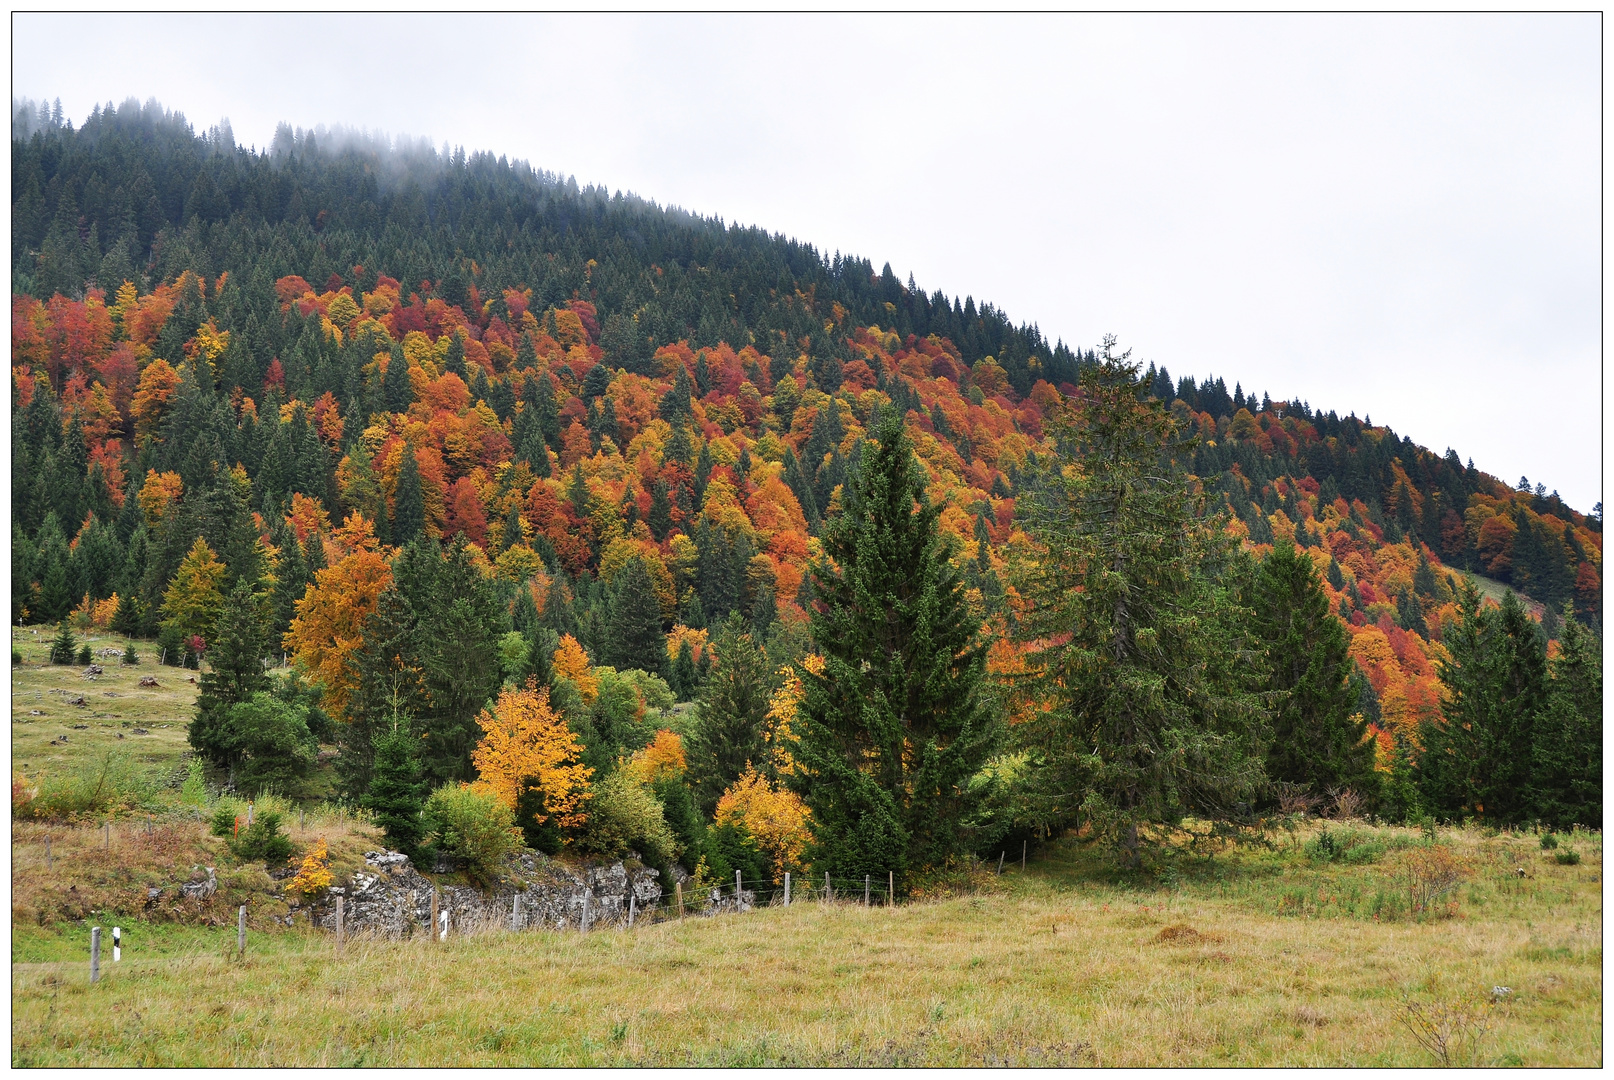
top-left (621, 729), bottom-right (686, 785)
top-left (287, 838), bottom-right (333, 897)
top-left (715, 766), bottom-right (812, 880)
top-left (470, 678), bottom-right (592, 830)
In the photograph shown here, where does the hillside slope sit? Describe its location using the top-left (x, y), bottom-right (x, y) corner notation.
top-left (10, 99), bottom-right (1601, 772)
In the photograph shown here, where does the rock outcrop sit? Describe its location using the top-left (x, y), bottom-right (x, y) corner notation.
top-left (306, 850), bottom-right (674, 938)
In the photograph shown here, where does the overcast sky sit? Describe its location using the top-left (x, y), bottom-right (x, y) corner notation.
top-left (14, 13), bottom-right (1602, 511)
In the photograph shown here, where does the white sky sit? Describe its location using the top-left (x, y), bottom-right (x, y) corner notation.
top-left (13, 13), bottom-right (1602, 512)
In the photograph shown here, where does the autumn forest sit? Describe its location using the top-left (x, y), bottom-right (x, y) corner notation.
top-left (10, 98), bottom-right (1602, 887)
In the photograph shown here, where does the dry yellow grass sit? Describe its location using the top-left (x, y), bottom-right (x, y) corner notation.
top-left (10, 822), bottom-right (1601, 1066)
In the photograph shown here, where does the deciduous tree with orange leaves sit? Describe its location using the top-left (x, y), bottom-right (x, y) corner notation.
top-left (284, 516), bottom-right (393, 722)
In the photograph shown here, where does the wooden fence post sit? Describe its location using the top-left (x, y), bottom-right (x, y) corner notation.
top-left (512, 892), bottom-right (521, 932)
top-left (997, 851), bottom-right (1005, 875)
top-left (237, 905), bottom-right (247, 962)
top-left (90, 927), bottom-right (101, 984)
top-left (104, 820), bottom-right (110, 850)
top-left (889, 870), bottom-right (894, 908)
top-left (825, 870), bottom-right (831, 904)
top-left (45, 835), bottom-right (51, 871)
top-left (430, 888), bottom-right (439, 943)
top-left (581, 890), bottom-right (591, 933)
top-left (784, 872), bottom-right (791, 906)
top-left (1022, 840), bottom-right (1027, 871)
top-left (864, 874), bottom-right (870, 906)
top-left (675, 881), bottom-right (683, 918)
top-left (736, 869), bottom-right (742, 905)
top-left (335, 896), bottom-right (344, 952)
top-left (628, 889), bottom-right (636, 928)
top-left (247, 802), bottom-right (253, 826)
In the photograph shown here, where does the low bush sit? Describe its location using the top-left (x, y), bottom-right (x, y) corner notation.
top-left (21, 751), bottom-right (162, 821)
top-left (1554, 848), bottom-right (1582, 865)
top-left (576, 769), bottom-right (677, 866)
top-left (425, 784), bottom-right (520, 884)
top-left (209, 805), bottom-right (294, 864)
top-left (1304, 827), bottom-right (1388, 865)
top-left (1540, 833), bottom-right (1559, 850)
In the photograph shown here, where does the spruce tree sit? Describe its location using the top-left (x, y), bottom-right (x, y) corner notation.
top-left (605, 557), bottom-right (667, 674)
top-left (191, 579), bottom-right (271, 768)
top-left (685, 614), bottom-right (772, 815)
top-left (670, 638), bottom-right (698, 702)
top-left (1252, 541), bottom-right (1377, 799)
top-left (48, 624), bottom-right (77, 664)
top-left (1009, 343), bottom-right (1268, 866)
top-left (362, 720), bottom-right (428, 860)
top-left (1419, 584), bottom-right (1547, 823)
top-left (393, 449), bottom-right (426, 545)
top-left (1527, 607), bottom-right (1601, 829)
top-left (789, 412), bottom-right (996, 882)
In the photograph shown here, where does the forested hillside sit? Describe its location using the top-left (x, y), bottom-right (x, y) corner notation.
top-left (12, 98), bottom-right (1601, 872)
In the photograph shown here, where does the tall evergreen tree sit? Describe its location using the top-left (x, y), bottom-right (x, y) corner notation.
top-left (1528, 607), bottom-right (1601, 829)
top-left (1419, 584), bottom-right (1547, 823)
top-left (605, 557), bottom-right (667, 674)
top-left (1251, 542), bottom-right (1377, 799)
top-left (1009, 344), bottom-right (1268, 866)
top-left (789, 412), bottom-right (996, 882)
top-left (362, 720), bottom-right (429, 861)
top-left (685, 614), bottom-right (771, 815)
top-left (190, 579), bottom-right (270, 768)
top-left (393, 449), bottom-right (426, 545)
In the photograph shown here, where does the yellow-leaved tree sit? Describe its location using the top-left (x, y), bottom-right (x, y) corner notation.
top-left (715, 766), bottom-right (812, 880)
top-left (161, 536), bottom-right (227, 655)
top-left (621, 729), bottom-right (687, 785)
top-left (551, 633), bottom-right (598, 705)
top-left (471, 677), bottom-right (592, 832)
top-left (284, 514), bottom-right (392, 722)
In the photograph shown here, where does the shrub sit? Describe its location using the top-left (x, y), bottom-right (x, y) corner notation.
top-left (1554, 848), bottom-right (1582, 865)
top-left (227, 811), bottom-right (295, 864)
top-left (1540, 833), bottom-right (1559, 850)
top-left (287, 838), bottom-right (334, 898)
top-left (576, 769), bottom-right (678, 866)
top-left (48, 626), bottom-right (77, 665)
top-left (425, 783), bottom-right (521, 884)
top-left (121, 642), bottom-right (140, 665)
top-left (1304, 827), bottom-right (1387, 865)
top-left (1398, 844), bottom-right (1470, 916)
top-left (12, 649), bottom-right (21, 666)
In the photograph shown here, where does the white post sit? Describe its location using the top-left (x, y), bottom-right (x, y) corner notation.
top-left (91, 927), bottom-right (101, 984)
top-left (784, 871), bottom-right (791, 906)
top-left (439, 908), bottom-right (449, 942)
top-left (628, 889), bottom-right (636, 928)
top-left (581, 891), bottom-right (590, 933)
top-left (247, 802), bottom-right (253, 826)
top-left (113, 926), bottom-right (121, 963)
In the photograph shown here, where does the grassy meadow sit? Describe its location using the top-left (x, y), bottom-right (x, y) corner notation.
top-left (10, 816), bottom-right (1601, 1067)
top-left (10, 623), bottom-right (1602, 1066)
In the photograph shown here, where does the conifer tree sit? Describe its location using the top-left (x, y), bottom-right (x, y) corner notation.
top-left (670, 638), bottom-right (699, 702)
top-left (1528, 608), bottom-right (1601, 828)
top-left (1010, 343), bottom-right (1267, 866)
top-left (1419, 584), bottom-right (1547, 823)
top-left (362, 720), bottom-right (428, 860)
top-left (393, 449), bottom-right (426, 545)
top-left (686, 614), bottom-right (771, 815)
top-left (49, 623), bottom-right (77, 664)
top-left (789, 412), bottom-right (995, 882)
top-left (1251, 541), bottom-right (1377, 799)
top-left (605, 557), bottom-right (667, 674)
top-left (191, 579), bottom-right (270, 767)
